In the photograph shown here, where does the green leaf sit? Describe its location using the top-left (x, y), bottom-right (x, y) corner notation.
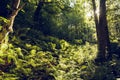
top-left (30, 49), bottom-right (36, 54)
top-left (0, 26), bottom-right (2, 30)
top-left (1, 43), bottom-right (8, 51)
top-left (81, 65), bottom-right (87, 70)
top-left (0, 58), bottom-right (5, 65)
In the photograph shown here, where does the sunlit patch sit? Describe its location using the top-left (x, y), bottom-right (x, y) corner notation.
top-left (95, 8), bottom-right (99, 16)
top-left (86, 12), bottom-right (92, 17)
top-left (116, 78), bottom-right (120, 80)
top-left (70, 2), bottom-right (74, 7)
top-left (83, 2), bottom-right (90, 7)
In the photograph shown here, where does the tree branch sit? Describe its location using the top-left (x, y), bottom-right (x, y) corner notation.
top-left (13, 0), bottom-right (21, 9)
top-left (0, 0), bottom-right (25, 43)
top-left (8, 2), bottom-right (26, 32)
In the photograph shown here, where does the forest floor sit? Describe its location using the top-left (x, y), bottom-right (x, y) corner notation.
top-left (0, 29), bottom-right (120, 80)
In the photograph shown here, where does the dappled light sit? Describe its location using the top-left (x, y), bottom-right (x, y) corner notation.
top-left (0, 0), bottom-right (120, 80)
top-left (95, 8), bottom-right (99, 16)
top-left (86, 12), bottom-right (92, 17)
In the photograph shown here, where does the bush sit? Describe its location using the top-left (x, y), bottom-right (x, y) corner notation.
top-left (0, 33), bottom-right (98, 80)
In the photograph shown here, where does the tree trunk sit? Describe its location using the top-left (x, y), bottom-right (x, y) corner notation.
top-left (34, 1), bottom-right (44, 22)
top-left (98, 0), bottom-right (111, 59)
top-left (0, 0), bottom-right (25, 43)
top-left (92, 0), bottom-right (111, 61)
top-left (0, 0), bottom-right (25, 71)
top-left (33, 1), bottom-right (52, 32)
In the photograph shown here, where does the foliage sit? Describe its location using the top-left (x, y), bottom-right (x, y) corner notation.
top-left (0, 30), bottom-right (119, 80)
top-left (0, 29), bottom-right (98, 80)
top-left (0, 0), bottom-right (120, 80)
top-left (0, 17), bottom-right (10, 30)
top-left (107, 0), bottom-right (120, 42)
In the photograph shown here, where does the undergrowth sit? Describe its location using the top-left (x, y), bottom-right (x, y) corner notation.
top-left (0, 29), bottom-right (120, 80)
top-left (0, 29), bottom-right (97, 80)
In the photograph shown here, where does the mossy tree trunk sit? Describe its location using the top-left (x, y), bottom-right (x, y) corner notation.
top-left (0, 0), bottom-right (25, 43)
top-left (0, 0), bottom-right (25, 71)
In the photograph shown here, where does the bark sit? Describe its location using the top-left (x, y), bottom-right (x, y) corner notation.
top-left (33, 1), bottom-right (52, 31)
top-left (34, 1), bottom-right (44, 22)
top-left (92, 0), bottom-right (99, 28)
top-left (98, 0), bottom-right (111, 59)
top-left (34, 1), bottom-right (52, 22)
top-left (92, 0), bottom-right (111, 61)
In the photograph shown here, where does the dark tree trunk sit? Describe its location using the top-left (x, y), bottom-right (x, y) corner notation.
top-left (33, 0), bottom-right (53, 22)
top-left (98, 0), bottom-right (111, 59)
top-left (92, 0), bottom-right (111, 61)
top-left (34, 1), bottom-right (44, 22)
top-left (33, 1), bottom-right (52, 34)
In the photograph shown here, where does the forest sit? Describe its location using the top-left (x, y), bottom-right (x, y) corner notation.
top-left (0, 0), bottom-right (120, 80)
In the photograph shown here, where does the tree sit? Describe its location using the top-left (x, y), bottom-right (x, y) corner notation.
top-left (33, 0), bottom-right (56, 35)
top-left (0, 0), bottom-right (25, 43)
top-left (34, 0), bottom-right (44, 22)
top-left (92, 0), bottom-right (111, 61)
